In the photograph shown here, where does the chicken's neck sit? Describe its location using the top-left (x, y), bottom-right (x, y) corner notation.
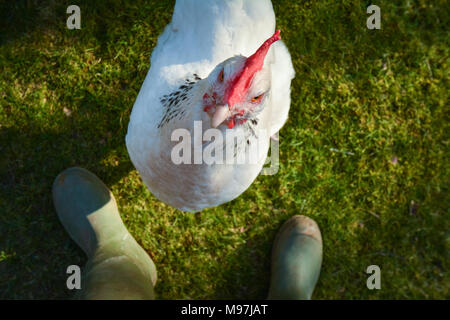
top-left (157, 73), bottom-right (204, 131)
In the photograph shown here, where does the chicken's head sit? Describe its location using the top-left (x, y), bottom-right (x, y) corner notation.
top-left (203, 30), bottom-right (281, 129)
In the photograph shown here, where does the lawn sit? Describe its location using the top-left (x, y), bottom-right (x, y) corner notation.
top-left (0, 0), bottom-right (448, 299)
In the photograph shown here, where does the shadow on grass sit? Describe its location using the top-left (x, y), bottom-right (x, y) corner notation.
top-left (0, 117), bottom-right (134, 298)
top-left (212, 228), bottom-right (274, 299)
top-left (0, 0), bottom-right (175, 298)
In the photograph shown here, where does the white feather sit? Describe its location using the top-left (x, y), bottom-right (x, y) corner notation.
top-left (126, 0), bottom-right (295, 212)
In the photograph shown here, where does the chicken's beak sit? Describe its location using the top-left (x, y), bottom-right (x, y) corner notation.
top-left (211, 105), bottom-right (230, 128)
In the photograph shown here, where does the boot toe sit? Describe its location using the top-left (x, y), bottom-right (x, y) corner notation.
top-left (52, 167), bottom-right (117, 256)
top-left (268, 215), bottom-right (323, 300)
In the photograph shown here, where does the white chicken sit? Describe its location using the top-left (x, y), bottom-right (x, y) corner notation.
top-left (126, 0), bottom-right (295, 212)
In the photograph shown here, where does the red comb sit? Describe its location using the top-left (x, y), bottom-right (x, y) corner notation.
top-left (224, 30), bottom-right (281, 108)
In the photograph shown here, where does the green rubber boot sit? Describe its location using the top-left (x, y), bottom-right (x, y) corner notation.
top-left (52, 167), bottom-right (157, 300)
top-left (267, 215), bottom-right (322, 300)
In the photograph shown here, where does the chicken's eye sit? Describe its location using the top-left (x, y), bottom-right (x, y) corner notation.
top-left (251, 93), bottom-right (264, 103)
top-left (218, 69), bottom-right (224, 82)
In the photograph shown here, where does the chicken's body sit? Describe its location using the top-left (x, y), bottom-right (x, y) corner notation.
top-left (126, 0), bottom-right (294, 212)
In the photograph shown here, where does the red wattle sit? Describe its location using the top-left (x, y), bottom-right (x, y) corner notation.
top-left (203, 105), bottom-right (214, 112)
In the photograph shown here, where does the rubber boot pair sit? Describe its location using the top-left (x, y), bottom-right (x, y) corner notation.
top-left (52, 167), bottom-right (322, 300)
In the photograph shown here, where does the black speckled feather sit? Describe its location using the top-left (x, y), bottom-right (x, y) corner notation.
top-left (157, 74), bottom-right (202, 128)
